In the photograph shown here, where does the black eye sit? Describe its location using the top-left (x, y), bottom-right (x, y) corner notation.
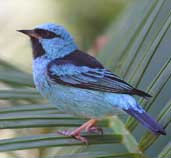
top-left (34, 29), bottom-right (61, 39)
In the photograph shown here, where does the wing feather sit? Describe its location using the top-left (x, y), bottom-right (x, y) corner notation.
top-left (47, 50), bottom-right (151, 98)
top-left (48, 64), bottom-right (134, 94)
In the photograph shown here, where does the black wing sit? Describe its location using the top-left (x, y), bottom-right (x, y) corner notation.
top-left (47, 50), bottom-right (151, 98)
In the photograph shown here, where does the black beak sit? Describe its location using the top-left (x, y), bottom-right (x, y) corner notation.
top-left (17, 29), bottom-right (40, 39)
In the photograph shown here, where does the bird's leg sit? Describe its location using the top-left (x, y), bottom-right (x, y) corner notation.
top-left (84, 119), bottom-right (103, 135)
top-left (58, 119), bottom-right (101, 144)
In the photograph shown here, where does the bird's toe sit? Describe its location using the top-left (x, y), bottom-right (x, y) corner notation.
top-left (85, 126), bottom-right (103, 135)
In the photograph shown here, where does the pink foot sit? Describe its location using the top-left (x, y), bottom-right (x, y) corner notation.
top-left (57, 130), bottom-right (88, 145)
top-left (86, 126), bottom-right (103, 135)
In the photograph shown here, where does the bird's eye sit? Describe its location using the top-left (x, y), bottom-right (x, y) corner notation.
top-left (34, 29), bottom-right (61, 39)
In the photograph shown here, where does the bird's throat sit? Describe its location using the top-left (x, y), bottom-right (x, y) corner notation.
top-left (30, 37), bottom-right (45, 59)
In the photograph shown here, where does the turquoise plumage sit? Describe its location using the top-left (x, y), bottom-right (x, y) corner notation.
top-left (18, 23), bottom-right (166, 144)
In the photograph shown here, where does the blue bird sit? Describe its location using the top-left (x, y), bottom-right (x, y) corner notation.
top-left (18, 23), bottom-right (166, 143)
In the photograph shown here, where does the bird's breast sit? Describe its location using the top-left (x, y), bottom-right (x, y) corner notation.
top-left (32, 56), bottom-right (51, 98)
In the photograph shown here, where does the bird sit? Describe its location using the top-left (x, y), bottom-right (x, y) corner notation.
top-left (18, 23), bottom-right (166, 144)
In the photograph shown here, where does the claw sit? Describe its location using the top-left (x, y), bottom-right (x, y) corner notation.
top-left (56, 119), bottom-right (102, 144)
top-left (86, 126), bottom-right (103, 136)
top-left (74, 135), bottom-right (88, 145)
top-left (57, 130), bottom-right (71, 136)
top-left (57, 129), bottom-right (88, 144)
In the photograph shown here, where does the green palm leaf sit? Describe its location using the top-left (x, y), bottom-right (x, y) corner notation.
top-left (0, 0), bottom-right (171, 157)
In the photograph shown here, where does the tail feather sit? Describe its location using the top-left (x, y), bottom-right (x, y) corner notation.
top-left (124, 109), bottom-right (166, 135)
top-left (132, 88), bottom-right (152, 98)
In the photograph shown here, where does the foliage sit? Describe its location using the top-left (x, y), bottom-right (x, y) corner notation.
top-left (0, 0), bottom-right (170, 157)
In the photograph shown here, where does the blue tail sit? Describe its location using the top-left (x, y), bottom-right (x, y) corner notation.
top-left (124, 108), bottom-right (166, 135)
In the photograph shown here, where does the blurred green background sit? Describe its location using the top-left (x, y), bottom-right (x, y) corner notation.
top-left (0, 0), bottom-right (171, 158)
top-left (0, 0), bottom-right (126, 71)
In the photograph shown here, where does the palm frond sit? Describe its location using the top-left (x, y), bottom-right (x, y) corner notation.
top-left (0, 0), bottom-right (171, 157)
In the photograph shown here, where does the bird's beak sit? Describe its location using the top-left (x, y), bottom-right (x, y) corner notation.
top-left (17, 29), bottom-right (40, 39)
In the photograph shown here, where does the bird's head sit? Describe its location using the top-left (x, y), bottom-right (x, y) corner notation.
top-left (18, 23), bottom-right (77, 59)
